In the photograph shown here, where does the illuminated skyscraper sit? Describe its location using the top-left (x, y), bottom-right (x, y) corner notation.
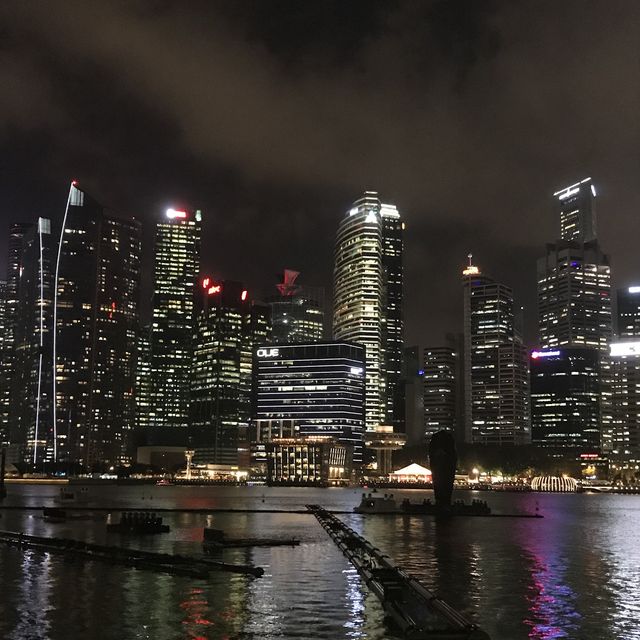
top-left (555, 177), bottom-right (596, 242)
top-left (617, 286), bottom-right (640, 339)
top-left (53, 182), bottom-right (141, 467)
top-left (135, 324), bottom-right (152, 429)
top-left (149, 208), bottom-right (201, 431)
top-left (381, 203), bottom-right (404, 430)
top-left (0, 279), bottom-right (7, 446)
top-left (268, 269), bottom-right (324, 343)
top-left (1, 223), bottom-right (33, 446)
top-left (537, 240), bottom-right (612, 352)
top-left (9, 219), bottom-right (55, 467)
top-left (190, 280), bottom-right (270, 465)
top-left (462, 256), bottom-right (530, 445)
top-left (530, 348), bottom-right (600, 450)
top-left (333, 192), bottom-right (403, 431)
top-left (535, 179), bottom-right (611, 452)
top-left (423, 335), bottom-right (464, 441)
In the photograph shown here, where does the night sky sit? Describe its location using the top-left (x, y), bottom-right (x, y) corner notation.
top-left (1, 1), bottom-right (639, 346)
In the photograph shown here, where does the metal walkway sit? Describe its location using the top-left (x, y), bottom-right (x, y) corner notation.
top-left (307, 505), bottom-right (490, 640)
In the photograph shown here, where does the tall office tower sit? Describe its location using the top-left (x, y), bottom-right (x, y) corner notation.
top-left (135, 324), bottom-right (152, 429)
top-left (617, 286), bottom-right (640, 338)
top-left (1, 223), bottom-right (33, 446)
top-left (9, 219), bottom-right (55, 467)
top-left (333, 191), bottom-right (403, 431)
top-left (462, 257), bottom-right (530, 445)
top-left (607, 341), bottom-right (640, 466)
top-left (190, 280), bottom-right (271, 466)
top-left (253, 341), bottom-right (366, 465)
top-left (0, 280), bottom-right (7, 446)
top-left (402, 346), bottom-right (424, 446)
top-left (538, 241), bottom-right (612, 352)
top-left (423, 334), bottom-right (464, 442)
top-left (149, 208), bottom-right (202, 432)
top-left (555, 177), bottom-right (596, 242)
top-left (535, 179), bottom-right (611, 452)
top-left (530, 348), bottom-right (601, 450)
top-left (53, 182), bottom-right (141, 467)
top-left (381, 203), bottom-right (404, 431)
top-left (268, 269), bottom-right (324, 343)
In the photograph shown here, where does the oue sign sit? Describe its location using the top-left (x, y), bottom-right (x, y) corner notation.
top-left (257, 348), bottom-right (280, 358)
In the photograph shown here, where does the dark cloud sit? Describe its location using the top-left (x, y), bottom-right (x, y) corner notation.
top-left (1, 0), bottom-right (639, 345)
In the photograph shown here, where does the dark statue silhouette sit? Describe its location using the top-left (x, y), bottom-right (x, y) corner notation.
top-left (428, 430), bottom-right (457, 513)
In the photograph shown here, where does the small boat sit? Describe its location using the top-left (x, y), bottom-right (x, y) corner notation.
top-left (354, 493), bottom-right (398, 514)
top-left (156, 478), bottom-right (172, 486)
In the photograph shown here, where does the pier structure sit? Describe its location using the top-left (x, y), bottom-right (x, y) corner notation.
top-left (307, 505), bottom-right (490, 639)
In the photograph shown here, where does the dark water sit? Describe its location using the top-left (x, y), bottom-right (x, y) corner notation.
top-left (1, 485), bottom-right (639, 640)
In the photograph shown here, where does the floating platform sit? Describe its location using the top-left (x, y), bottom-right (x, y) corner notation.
top-left (107, 512), bottom-right (170, 534)
top-left (307, 505), bottom-right (490, 640)
top-left (0, 529), bottom-right (264, 577)
top-left (202, 527), bottom-right (299, 549)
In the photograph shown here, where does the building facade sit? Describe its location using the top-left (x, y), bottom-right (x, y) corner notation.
top-left (190, 280), bottom-right (270, 466)
top-left (607, 341), bottom-right (640, 466)
top-left (537, 240), bottom-right (612, 353)
top-left (9, 219), bottom-right (55, 467)
top-left (617, 286), bottom-right (640, 339)
top-left (555, 177), bottom-right (596, 243)
top-left (268, 269), bottom-right (324, 343)
top-left (333, 192), bottom-right (403, 432)
top-left (53, 182), bottom-right (141, 467)
top-left (265, 437), bottom-right (352, 485)
top-left (423, 344), bottom-right (459, 439)
top-left (1, 222), bottom-right (33, 447)
top-left (149, 208), bottom-right (202, 431)
top-left (463, 257), bottom-right (530, 445)
top-left (253, 341), bottom-right (366, 468)
top-left (530, 348), bottom-right (601, 451)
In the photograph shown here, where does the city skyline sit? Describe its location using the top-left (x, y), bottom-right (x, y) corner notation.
top-left (2, 2), bottom-right (640, 348)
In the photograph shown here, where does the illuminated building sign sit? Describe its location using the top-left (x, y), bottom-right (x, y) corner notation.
top-left (208, 285), bottom-right (221, 295)
top-left (557, 187), bottom-right (579, 200)
top-left (629, 286), bottom-right (640, 294)
top-left (610, 341), bottom-right (640, 357)
top-left (241, 289), bottom-right (248, 301)
top-left (257, 348), bottom-right (280, 358)
top-left (202, 277), bottom-right (210, 289)
top-left (166, 208), bottom-right (187, 219)
top-left (350, 367), bottom-right (363, 375)
top-left (531, 350), bottom-right (561, 359)
top-left (462, 266), bottom-right (479, 276)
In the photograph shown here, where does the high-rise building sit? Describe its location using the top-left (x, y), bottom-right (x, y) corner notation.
top-left (9, 219), bottom-right (55, 467)
top-left (381, 203), bottom-right (404, 430)
top-left (535, 179), bottom-right (612, 453)
top-left (402, 346), bottom-right (424, 446)
top-left (252, 341), bottom-right (365, 468)
top-left (617, 286), bottom-right (640, 339)
top-left (333, 191), bottom-right (403, 431)
top-left (1, 223), bottom-right (33, 446)
top-left (607, 341), bottom-right (640, 466)
top-left (53, 182), bottom-right (141, 467)
top-left (537, 240), bottom-right (612, 352)
top-left (149, 208), bottom-right (202, 431)
top-left (268, 269), bottom-right (324, 343)
top-left (135, 324), bottom-right (152, 429)
top-left (554, 177), bottom-right (596, 243)
top-left (423, 336), bottom-right (465, 441)
top-left (190, 280), bottom-right (270, 466)
top-left (462, 257), bottom-right (530, 445)
top-left (530, 348), bottom-right (601, 451)
top-left (0, 279), bottom-right (7, 446)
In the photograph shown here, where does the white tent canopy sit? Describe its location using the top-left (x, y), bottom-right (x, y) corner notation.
top-left (390, 463), bottom-right (432, 477)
